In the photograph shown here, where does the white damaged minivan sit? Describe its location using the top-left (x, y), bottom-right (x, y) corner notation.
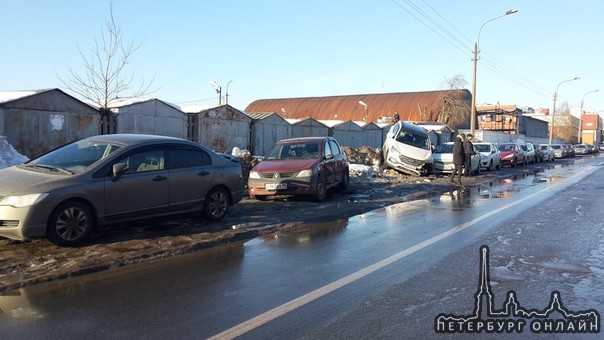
top-left (382, 121), bottom-right (433, 176)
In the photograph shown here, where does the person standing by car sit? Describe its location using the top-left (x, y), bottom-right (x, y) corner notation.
top-left (463, 133), bottom-right (476, 176)
top-left (450, 133), bottom-right (465, 185)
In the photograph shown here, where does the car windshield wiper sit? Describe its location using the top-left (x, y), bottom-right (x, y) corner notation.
top-left (27, 164), bottom-right (74, 175)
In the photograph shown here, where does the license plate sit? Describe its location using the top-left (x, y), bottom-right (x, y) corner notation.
top-left (265, 183), bottom-right (287, 190)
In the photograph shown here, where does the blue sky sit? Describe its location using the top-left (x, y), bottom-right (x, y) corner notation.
top-left (1, 0), bottom-right (603, 114)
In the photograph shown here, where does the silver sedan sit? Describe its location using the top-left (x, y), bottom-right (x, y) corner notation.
top-left (0, 134), bottom-right (243, 246)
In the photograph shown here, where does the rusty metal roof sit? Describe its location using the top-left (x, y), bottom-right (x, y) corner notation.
top-left (245, 90), bottom-right (471, 123)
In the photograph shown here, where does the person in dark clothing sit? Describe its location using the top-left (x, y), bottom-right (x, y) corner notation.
top-left (463, 133), bottom-right (477, 176)
top-left (450, 133), bottom-right (465, 185)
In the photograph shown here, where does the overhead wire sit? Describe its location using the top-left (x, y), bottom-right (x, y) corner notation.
top-left (391, 0), bottom-right (553, 102)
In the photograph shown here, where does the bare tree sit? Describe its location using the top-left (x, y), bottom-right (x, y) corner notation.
top-left (59, 2), bottom-right (155, 112)
top-left (434, 74), bottom-right (471, 129)
top-left (554, 101), bottom-right (578, 142)
top-left (439, 74), bottom-right (467, 90)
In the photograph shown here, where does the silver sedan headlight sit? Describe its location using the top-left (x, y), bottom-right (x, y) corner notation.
top-left (0, 193), bottom-right (49, 208)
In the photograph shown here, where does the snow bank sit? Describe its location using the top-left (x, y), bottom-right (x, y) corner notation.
top-left (0, 136), bottom-right (29, 169)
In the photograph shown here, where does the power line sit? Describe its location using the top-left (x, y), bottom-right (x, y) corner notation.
top-left (389, 0), bottom-right (553, 102)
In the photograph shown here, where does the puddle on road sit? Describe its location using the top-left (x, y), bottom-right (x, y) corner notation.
top-left (262, 161), bottom-right (582, 244)
top-left (538, 261), bottom-right (592, 274)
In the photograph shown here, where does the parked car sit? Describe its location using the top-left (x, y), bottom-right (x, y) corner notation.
top-left (530, 142), bottom-right (544, 163)
top-left (0, 134), bottom-right (244, 246)
top-left (519, 143), bottom-right (536, 164)
top-left (573, 144), bottom-right (588, 155)
top-left (538, 144), bottom-right (555, 162)
top-left (498, 143), bottom-right (526, 167)
top-left (382, 121), bottom-right (433, 176)
top-left (248, 136), bottom-right (349, 202)
top-left (432, 142), bottom-right (480, 175)
top-left (563, 144), bottom-right (575, 158)
top-left (551, 144), bottom-right (565, 158)
top-left (473, 142), bottom-right (501, 171)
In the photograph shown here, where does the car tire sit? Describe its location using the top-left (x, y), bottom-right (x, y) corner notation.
top-left (203, 187), bottom-right (230, 221)
top-left (314, 174), bottom-right (327, 202)
top-left (488, 160), bottom-right (494, 171)
top-left (338, 170), bottom-right (350, 192)
top-left (382, 150), bottom-right (390, 169)
top-left (47, 201), bottom-right (94, 246)
top-left (512, 158), bottom-right (517, 167)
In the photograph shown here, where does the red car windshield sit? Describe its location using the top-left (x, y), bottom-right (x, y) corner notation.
top-left (265, 142), bottom-right (321, 160)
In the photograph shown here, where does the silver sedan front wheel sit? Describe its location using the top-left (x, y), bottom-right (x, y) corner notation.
top-left (47, 201), bottom-right (94, 246)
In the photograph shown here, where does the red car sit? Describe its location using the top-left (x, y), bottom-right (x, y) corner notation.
top-left (498, 143), bottom-right (526, 167)
top-left (247, 137), bottom-right (349, 201)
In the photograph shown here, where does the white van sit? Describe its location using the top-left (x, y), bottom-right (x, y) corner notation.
top-left (382, 121), bottom-right (433, 176)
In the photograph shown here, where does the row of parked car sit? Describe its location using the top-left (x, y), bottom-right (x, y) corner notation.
top-left (1, 127), bottom-right (600, 246)
top-left (0, 134), bottom-right (355, 246)
top-left (432, 141), bottom-right (558, 176)
top-left (433, 140), bottom-right (602, 175)
top-left (568, 143), bottom-right (600, 156)
top-left (379, 122), bottom-right (586, 177)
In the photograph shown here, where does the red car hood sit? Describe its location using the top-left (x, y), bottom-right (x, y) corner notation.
top-left (252, 159), bottom-right (318, 172)
top-left (500, 150), bottom-right (515, 157)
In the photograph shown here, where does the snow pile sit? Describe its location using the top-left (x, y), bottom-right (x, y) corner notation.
top-left (349, 163), bottom-right (378, 177)
top-left (342, 146), bottom-right (382, 177)
top-left (0, 136), bottom-right (29, 169)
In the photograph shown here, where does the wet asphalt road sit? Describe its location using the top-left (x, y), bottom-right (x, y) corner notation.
top-left (0, 155), bottom-right (603, 339)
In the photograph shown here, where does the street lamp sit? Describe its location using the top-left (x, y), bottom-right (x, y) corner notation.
top-left (358, 100), bottom-right (368, 122)
top-left (225, 80), bottom-right (233, 105)
top-left (210, 80), bottom-right (222, 105)
top-left (470, 9), bottom-right (518, 135)
top-left (578, 89), bottom-right (600, 143)
top-left (549, 77), bottom-right (580, 144)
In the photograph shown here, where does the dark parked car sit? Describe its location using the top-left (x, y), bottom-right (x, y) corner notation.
top-left (530, 142), bottom-right (544, 162)
top-left (248, 137), bottom-right (349, 202)
top-left (498, 143), bottom-right (526, 167)
top-left (519, 143), bottom-right (536, 164)
top-left (563, 144), bottom-right (575, 158)
top-left (0, 134), bottom-right (244, 246)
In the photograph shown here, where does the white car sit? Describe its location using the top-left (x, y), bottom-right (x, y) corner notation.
top-left (473, 142), bottom-right (501, 171)
top-left (538, 144), bottom-right (555, 161)
top-left (551, 144), bottom-right (565, 159)
top-left (382, 122), bottom-right (433, 176)
top-left (432, 142), bottom-right (480, 175)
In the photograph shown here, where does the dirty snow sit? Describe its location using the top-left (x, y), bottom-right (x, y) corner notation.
top-left (0, 136), bottom-right (29, 169)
